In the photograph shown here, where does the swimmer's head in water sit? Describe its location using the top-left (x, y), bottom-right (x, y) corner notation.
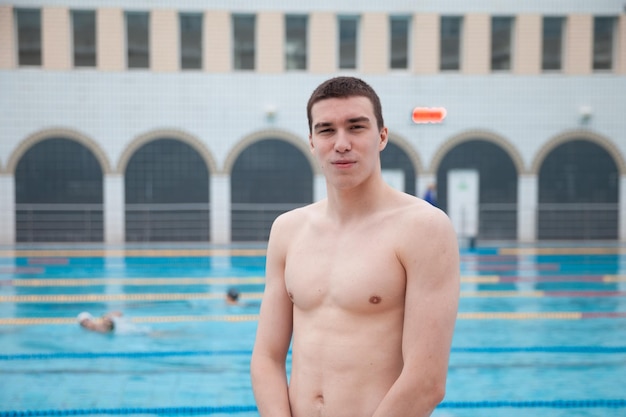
top-left (77, 311), bottom-right (93, 324)
top-left (227, 288), bottom-right (240, 302)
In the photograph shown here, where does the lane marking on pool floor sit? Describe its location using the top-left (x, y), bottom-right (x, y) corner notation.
top-left (2, 277), bottom-right (266, 287)
top-left (2, 290), bottom-right (626, 304)
top-left (498, 247), bottom-right (626, 255)
top-left (2, 311), bottom-right (626, 326)
top-left (2, 275), bottom-right (626, 287)
top-left (0, 248), bottom-right (268, 258)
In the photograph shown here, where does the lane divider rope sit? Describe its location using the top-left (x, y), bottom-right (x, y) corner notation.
top-left (2, 311), bottom-right (626, 326)
top-left (1, 399), bottom-right (626, 416)
top-left (2, 290), bottom-right (626, 304)
top-left (2, 345), bottom-right (626, 361)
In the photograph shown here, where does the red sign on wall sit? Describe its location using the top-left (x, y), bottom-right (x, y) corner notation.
top-left (412, 107), bottom-right (447, 124)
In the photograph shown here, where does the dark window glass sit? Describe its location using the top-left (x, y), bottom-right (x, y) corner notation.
top-left (440, 16), bottom-right (462, 71)
top-left (231, 139), bottom-right (313, 241)
top-left (593, 16), bottom-right (616, 71)
top-left (180, 13), bottom-right (203, 70)
top-left (538, 140), bottom-right (618, 240)
top-left (233, 14), bottom-right (255, 70)
top-left (16, 8), bottom-right (41, 66)
top-left (390, 16), bottom-right (409, 69)
top-left (339, 16), bottom-right (358, 69)
top-left (491, 16), bottom-right (514, 71)
top-left (542, 17), bottom-right (564, 71)
top-left (16, 138), bottom-right (103, 204)
top-left (125, 139), bottom-right (209, 204)
top-left (285, 15), bottom-right (307, 70)
top-left (15, 138), bottom-right (103, 242)
top-left (72, 10), bottom-right (96, 67)
top-left (126, 11), bottom-right (149, 69)
top-left (539, 141), bottom-right (618, 204)
top-left (125, 139), bottom-right (210, 242)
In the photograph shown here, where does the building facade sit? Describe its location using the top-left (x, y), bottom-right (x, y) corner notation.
top-left (0, 0), bottom-right (625, 245)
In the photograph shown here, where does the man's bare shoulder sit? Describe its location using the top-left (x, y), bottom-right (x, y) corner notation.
top-left (389, 191), bottom-right (457, 251)
top-left (270, 200), bottom-right (325, 237)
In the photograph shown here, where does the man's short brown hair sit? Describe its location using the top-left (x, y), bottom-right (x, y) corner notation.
top-left (307, 76), bottom-right (384, 134)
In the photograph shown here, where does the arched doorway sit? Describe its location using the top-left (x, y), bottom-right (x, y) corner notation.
top-left (230, 139), bottom-right (314, 241)
top-left (125, 138), bottom-right (210, 242)
top-left (15, 138), bottom-right (104, 242)
top-left (437, 139), bottom-right (518, 240)
top-left (537, 139), bottom-right (618, 240)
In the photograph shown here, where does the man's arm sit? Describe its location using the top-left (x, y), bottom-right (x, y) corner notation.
top-left (250, 214), bottom-right (295, 417)
top-left (373, 206), bottom-right (460, 417)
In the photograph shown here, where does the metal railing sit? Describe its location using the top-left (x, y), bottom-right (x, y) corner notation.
top-left (16, 204), bottom-right (103, 242)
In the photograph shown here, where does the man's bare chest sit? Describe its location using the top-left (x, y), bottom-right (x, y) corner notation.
top-left (284, 235), bottom-right (406, 313)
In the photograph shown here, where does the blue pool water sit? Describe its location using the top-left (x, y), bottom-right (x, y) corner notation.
top-left (1, 244), bottom-right (626, 417)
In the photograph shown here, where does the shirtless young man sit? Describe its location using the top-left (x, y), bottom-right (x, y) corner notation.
top-left (250, 76), bottom-right (460, 417)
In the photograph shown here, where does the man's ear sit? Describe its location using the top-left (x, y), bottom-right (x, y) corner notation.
top-left (309, 134), bottom-right (315, 153)
top-left (379, 127), bottom-right (389, 151)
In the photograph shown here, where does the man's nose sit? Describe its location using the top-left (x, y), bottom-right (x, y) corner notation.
top-left (334, 130), bottom-right (352, 152)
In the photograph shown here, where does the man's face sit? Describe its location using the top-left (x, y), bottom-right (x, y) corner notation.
top-left (309, 96), bottom-right (388, 189)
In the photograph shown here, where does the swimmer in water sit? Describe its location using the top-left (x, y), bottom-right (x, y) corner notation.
top-left (226, 287), bottom-right (240, 305)
top-left (77, 311), bottom-right (122, 333)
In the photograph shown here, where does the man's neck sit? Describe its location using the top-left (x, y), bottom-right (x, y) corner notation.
top-left (325, 177), bottom-right (390, 223)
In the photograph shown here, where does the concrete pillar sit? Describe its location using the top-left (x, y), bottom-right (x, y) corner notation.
top-left (211, 174), bottom-right (231, 244)
top-left (151, 9), bottom-right (178, 72)
top-left (97, 8), bottom-right (124, 71)
top-left (104, 174), bottom-right (125, 245)
top-left (462, 14), bottom-right (490, 74)
top-left (514, 14), bottom-right (541, 75)
top-left (42, 6), bottom-right (71, 70)
top-left (0, 5), bottom-right (16, 69)
top-left (257, 11), bottom-right (284, 73)
top-left (205, 11), bottom-right (230, 72)
top-left (412, 13), bottom-right (439, 74)
top-left (517, 174), bottom-right (538, 243)
top-left (361, 12), bottom-right (387, 74)
top-left (0, 174), bottom-right (15, 245)
top-left (313, 174), bottom-right (327, 202)
top-left (309, 12), bottom-right (336, 73)
top-left (564, 14), bottom-right (592, 75)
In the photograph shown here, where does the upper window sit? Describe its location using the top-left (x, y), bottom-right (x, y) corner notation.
top-left (339, 16), bottom-right (359, 70)
top-left (233, 14), bottom-right (255, 70)
top-left (15, 8), bottom-right (41, 66)
top-left (285, 15), bottom-right (307, 71)
top-left (72, 10), bottom-right (96, 67)
top-left (180, 13), bottom-right (203, 70)
top-left (593, 16), bottom-right (617, 71)
top-left (389, 16), bottom-right (410, 70)
top-left (491, 16), bottom-right (514, 71)
top-left (126, 12), bottom-right (150, 69)
top-left (440, 16), bottom-right (462, 71)
top-left (542, 17), bottom-right (565, 71)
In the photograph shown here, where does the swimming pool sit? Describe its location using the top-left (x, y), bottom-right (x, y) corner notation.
top-left (1, 244), bottom-right (625, 417)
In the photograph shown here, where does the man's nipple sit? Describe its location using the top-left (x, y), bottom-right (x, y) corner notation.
top-left (369, 295), bottom-right (382, 304)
